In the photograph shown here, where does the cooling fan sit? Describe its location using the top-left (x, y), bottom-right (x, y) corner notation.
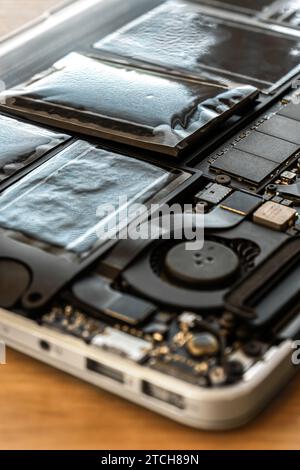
top-left (123, 235), bottom-right (260, 312)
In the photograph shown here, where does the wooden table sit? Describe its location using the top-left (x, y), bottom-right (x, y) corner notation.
top-left (1, 0), bottom-right (300, 450)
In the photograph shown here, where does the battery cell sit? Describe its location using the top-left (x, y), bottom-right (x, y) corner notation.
top-left (94, 0), bottom-right (300, 91)
top-left (206, 0), bottom-right (273, 11)
top-left (0, 141), bottom-right (172, 254)
top-left (0, 114), bottom-right (68, 182)
top-left (0, 53), bottom-right (257, 157)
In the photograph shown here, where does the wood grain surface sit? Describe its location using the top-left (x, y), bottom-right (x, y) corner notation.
top-left (0, 0), bottom-right (300, 450)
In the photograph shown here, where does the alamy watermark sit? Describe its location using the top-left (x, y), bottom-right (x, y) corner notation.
top-left (292, 341), bottom-right (300, 365)
top-left (94, 198), bottom-right (205, 250)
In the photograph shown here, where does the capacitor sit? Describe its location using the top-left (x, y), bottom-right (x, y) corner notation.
top-left (186, 332), bottom-right (219, 357)
top-left (209, 366), bottom-right (227, 386)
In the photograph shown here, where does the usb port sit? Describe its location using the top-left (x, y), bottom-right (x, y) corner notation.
top-left (142, 381), bottom-right (185, 409)
top-left (86, 358), bottom-right (124, 383)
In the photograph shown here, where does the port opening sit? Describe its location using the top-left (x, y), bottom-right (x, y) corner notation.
top-left (39, 339), bottom-right (51, 352)
top-left (86, 358), bottom-right (124, 383)
top-left (142, 381), bottom-right (185, 409)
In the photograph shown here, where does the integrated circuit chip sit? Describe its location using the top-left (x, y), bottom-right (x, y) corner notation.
top-left (278, 103), bottom-right (300, 122)
top-left (211, 148), bottom-right (278, 184)
top-left (235, 131), bottom-right (299, 164)
top-left (220, 191), bottom-right (262, 216)
top-left (212, 116), bottom-right (300, 185)
top-left (257, 114), bottom-right (300, 145)
top-left (195, 183), bottom-right (232, 205)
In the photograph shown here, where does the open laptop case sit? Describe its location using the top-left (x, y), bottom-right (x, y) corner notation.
top-left (0, 0), bottom-right (300, 430)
